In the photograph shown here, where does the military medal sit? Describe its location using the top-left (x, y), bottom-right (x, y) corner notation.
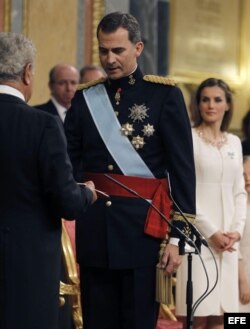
top-left (114, 88), bottom-right (122, 105)
top-left (132, 135), bottom-right (145, 149)
top-left (121, 123), bottom-right (134, 136)
top-left (142, 124), bottom-right (155, 137)
top-left (129, 104), bottom-right (149, 122)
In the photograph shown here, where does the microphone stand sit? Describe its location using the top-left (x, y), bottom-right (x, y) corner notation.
top-left (166, 172), bottom-right (210, 329)
top-left (186, 250), bottom-right (196, 329)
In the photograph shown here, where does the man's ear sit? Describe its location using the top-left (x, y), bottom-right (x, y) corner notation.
top-left (135, 41), bottom-right (144, 58)
top-left (23, 63), bottom-right (33, 85)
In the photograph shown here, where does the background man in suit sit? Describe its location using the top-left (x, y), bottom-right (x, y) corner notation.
top-left (0, 32), bottom-right (97, 329)
top-left (79, 64), bottom-right (106, 83)
top-left (35, 63), bottom-right (79, 122)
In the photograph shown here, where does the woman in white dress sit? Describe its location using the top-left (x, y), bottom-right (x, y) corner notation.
top-left (175, 78), bottom-right (247, 329)
top-left (239, 156), bottom-right (250, 311)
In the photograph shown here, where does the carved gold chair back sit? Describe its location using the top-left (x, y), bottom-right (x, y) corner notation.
top-left (59, 221), bottom-right (83, 329)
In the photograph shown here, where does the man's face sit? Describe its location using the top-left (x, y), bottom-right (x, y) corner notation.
top-left (49, 66), bottom-right (79, 109)
top-left (98, 27), bottom-right (143, 80)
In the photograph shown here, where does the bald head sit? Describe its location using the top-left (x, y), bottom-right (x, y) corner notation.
top-left (49, 64), bottom-right (80, 109)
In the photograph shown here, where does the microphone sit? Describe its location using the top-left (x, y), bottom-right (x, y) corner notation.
top-left (104, 173), bottom-right (195, 250)
top-left (166, 172), bottom-right (209, 248)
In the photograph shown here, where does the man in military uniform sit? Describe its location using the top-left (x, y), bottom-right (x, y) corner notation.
top-left (64, 11), bottom-right (196, 329)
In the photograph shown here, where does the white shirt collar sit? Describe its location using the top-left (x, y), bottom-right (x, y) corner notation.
top-left (51, 96), bottom-right (68, 122)
top-left (128, 65), bottom-right (137, 76)
top-left (0, 85), bottom-right (25, 101)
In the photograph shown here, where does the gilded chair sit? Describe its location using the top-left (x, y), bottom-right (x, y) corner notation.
top-left (159, 275), bottom-right (177, 321)
top-left (59, 221), bottom-right (83, 329)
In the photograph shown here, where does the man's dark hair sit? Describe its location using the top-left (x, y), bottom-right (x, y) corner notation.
top-left (97, 11), bottom-right (141, 44)
top-left (79, 64), bottom-right (105, 81)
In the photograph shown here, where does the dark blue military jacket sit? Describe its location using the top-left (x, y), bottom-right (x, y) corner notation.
top-left (64, 67), bottom-right (196, 269)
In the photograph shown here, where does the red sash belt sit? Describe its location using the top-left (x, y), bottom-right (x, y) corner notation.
top-left (85, 173), bottom-right (172, 239)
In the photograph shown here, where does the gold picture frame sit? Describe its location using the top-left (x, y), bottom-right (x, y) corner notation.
top-left (168, 0), bottom-right (244, 87)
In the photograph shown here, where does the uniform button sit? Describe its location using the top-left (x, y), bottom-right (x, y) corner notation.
top-left (108, 165), bottom-right (114, 171)
top-left (106, 200), bottom-right (112, 207)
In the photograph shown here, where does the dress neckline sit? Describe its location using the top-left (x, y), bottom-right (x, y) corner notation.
top-left (195, 128), bottom-right (228, 149)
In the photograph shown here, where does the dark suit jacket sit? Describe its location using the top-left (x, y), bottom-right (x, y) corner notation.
top-left (34, 99), bottom-right (59, 117)
top-left (242, 139), bottom-right (250, 156)
top-left (35, 98), bottom-right (75, 329)
top-left (0, 94), bottom-right (92, 329)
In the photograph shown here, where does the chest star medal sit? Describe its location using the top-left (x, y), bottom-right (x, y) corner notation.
top-left (121, 123), bottom-right (134, 136)
top-left (129, 104), bottom-right (149, 122)
top-left (142, 124), bottom-right (155, 137)
top-left (132, 135), bottom-right (145, 149)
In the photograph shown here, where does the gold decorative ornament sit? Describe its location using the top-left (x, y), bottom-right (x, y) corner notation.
top-left (107, 164), bottom-right (114, 171)
top-left (183, 225), bottom-right (192, 239)
top-left (132, 135), bottom-right (145, 149)
top-left (142, 124), bottom-right (155, 137)
top-left (121, 123), bottom-right (134, 136)
top-left (128, 104), bottom-right (149, 122)
top-left (91, 0), bottom-right (105, 64)
top-left (172, 212), bottom-right (196, 224)
top-left (60, 221), bottom-right (83, 329)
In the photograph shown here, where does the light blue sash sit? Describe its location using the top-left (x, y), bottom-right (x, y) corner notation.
top-left (83, 84), bottom-right (154, 178)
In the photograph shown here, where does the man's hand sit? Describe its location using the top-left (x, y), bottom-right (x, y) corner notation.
top-left (83, 180), bottom-right (98, 204)
top-left (160, 244), bottom-right (182, 274)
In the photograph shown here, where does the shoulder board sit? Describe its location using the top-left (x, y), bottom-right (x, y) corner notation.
top-left (77, 77), bottom-right (107, 90)
top-left (143, 75), bottom-right (175, 86)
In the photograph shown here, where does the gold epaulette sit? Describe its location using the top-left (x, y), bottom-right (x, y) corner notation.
top-left (143, 75), bottom-right (175, 86)
top-left (77, 77), bottom-right (107, 90)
